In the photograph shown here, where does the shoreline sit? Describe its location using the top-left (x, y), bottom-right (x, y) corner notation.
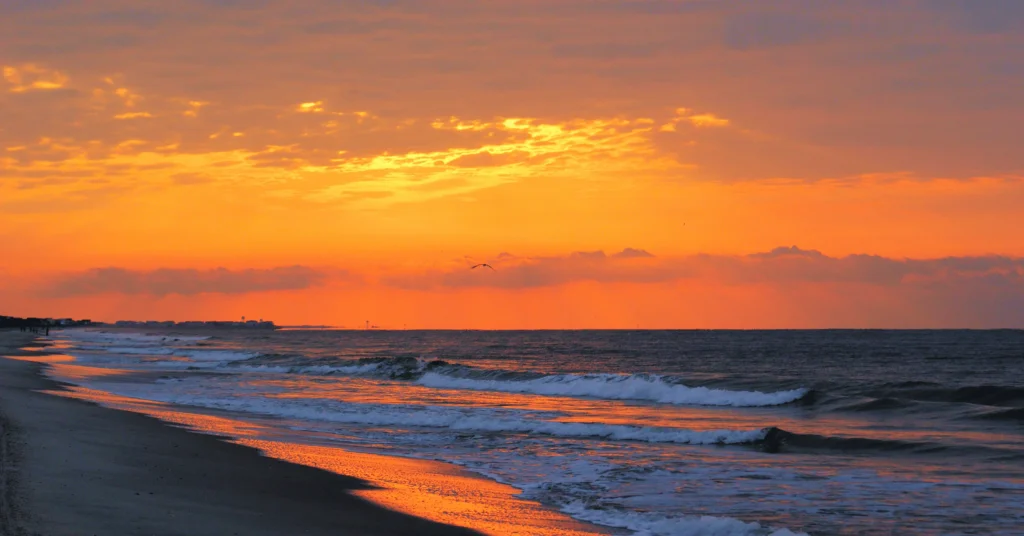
top-left (0, 331), bottom-right (481, 536)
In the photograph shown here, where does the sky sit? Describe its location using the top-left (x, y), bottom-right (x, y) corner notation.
top-left (1, 0), bottom-right (1023, 328)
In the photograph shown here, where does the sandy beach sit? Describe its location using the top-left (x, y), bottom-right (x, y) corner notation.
top-left (0, 331), bottom-right (479, 536)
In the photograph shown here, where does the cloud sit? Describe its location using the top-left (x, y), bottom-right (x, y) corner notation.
top-left (722, 11), bottom-right (846, 50)
top-left (170, 172), bottom-right (214, 185)
top-left (113, 111), bottom-right (153, 120)
top-left (658, 108), bottom-right (731, 133)
top-left (0, 0), bottom-right (70, 14)
top-left (446, 150), bottom-right (531, 168)
top-left (568, 250), bottom-right (608, 261)
top-left (927, 0), bottom-right (1024, 33)
top-left (383, 247), bottom-right (1024, 290)
top-left (2, 0), bottom-right (1022, 187)
top-left (2, 63), bottom-right (69, 92)
top-left (612, 248), bottom-right (655, 259)
top-left (10, 248), bottom-right (1024, 327)
top-left (748, 246), bottom-right (826, 259)
top-left (42, 266), bottom-right (334, 297)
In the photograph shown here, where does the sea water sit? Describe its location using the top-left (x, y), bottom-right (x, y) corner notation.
top-left (44, 329), bottom-right (1024, 535)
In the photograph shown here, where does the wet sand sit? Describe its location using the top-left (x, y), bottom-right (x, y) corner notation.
top-left (0, 331), bottom-right (479, 536)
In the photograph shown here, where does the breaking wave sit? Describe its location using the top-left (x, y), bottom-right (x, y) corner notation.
top-left (870, 385), bottom-right (1024, 408)
top-left (83, 346), bottom-right (177, 355)
top-left (759, 427), bottom-right (942, 455)
top-left (98, 386), bottom-right (772, 445)
top-left (59, 330), bottom-right (210, 343)
top-left (175, 350), bottom-right (260, 362)
top-left (58, 331), bottom-right (258, 364)
top-left (758, 427), bottom-right (1021, 459)
top-left (836, 397), bottom-right (914, 412)
top-left (233, 355), bottom-right (811, 408)
top-left (975, 407), bottom-right (1024, 422)
top-left (417, 372), bottom-right (810, 407)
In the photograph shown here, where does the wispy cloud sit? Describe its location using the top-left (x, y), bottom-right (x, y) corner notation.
top-left (3, 0), bottom-right (1022, 191)
top-left (383, 247), bottom-right (1024, 290)
top-left (42, 266), bottom-right (335, 297)
top-left (2, 63), bottom-right (68, 93)
top-left (11, 247), bottom-right (1024, 327)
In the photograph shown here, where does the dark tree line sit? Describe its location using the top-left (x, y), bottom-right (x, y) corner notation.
top-left (0, 315), bottom-right (51, 329)
top-left (0, 316), bottom-right (95, 335)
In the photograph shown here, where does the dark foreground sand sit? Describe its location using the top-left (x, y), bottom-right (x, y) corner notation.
top-left (0, 331), bottom-right (479, 536)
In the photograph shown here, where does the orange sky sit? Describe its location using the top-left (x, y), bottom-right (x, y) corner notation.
top-left (2, 1), bottom-right (1023, 328)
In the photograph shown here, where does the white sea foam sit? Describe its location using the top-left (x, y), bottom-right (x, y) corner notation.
top-left (417, 373), bottom-right (808, 407)
top-left (89, 346), bottom-right (177, 355)
top-left (176, 350), bottom-right (259, 362)
top-left (236, 362), bottom-right (384, 375)
top-left (233, 359), bottom-right (809, 407)
top-left (89, 384), bottom-right (769, 445)
top-left (68, 347), bottom-right (255, 365)
top-left (58, 330), bottom-right (209, 343)
top-left (59, 330), bottom-right (255, 364)
top-left (561, 502), bottom-right (807, 536)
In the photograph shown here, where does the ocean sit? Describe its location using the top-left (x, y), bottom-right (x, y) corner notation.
top-left (40, 329), bottom-right (1024, 535)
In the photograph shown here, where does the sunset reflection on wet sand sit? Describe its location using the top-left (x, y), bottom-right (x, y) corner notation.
top-left (39, 379), bottom-right (610, 536)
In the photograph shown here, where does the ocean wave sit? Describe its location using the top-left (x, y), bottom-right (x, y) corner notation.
top-left (82, 346), bottom-right (177, 355)
top-left (70, 346), bottom-right (258, 363)
top-left (232, 355), bottom-right (810, 407)
top-left (58, 328), bottom-right (257, 364)
top-left (835, 397), bottom-right (914, 412)
top-left (561, 501), bottom-right (806, 536)
top-left (757, 427), bottom-right (1024, 459)
top-left (759, 427), bottom-right (942, 455)
top-left (417, 373), bottom-right (810, 407)
top-left (974, 407), bottom-right (1024, 422)
top-left (872, 385), bottom-right (1024, 408)
top-left (878, 380), bottom-right (942, 389)
top-left (98, 386), bottom-right (771, 445)
top-left (176, 350), bottom-right (260, 362)
top-left (59, 330), bottom-right (209, 343)
top-left (233, 355), bottom-right (450, 379)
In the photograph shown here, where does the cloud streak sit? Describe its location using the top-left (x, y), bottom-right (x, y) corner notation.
top-left (383, 247), bottom-right (1024, 290)
top-left (43, 266), bottom-right (332, 297)
top-left (12, 248), bottom-right (1024, 327)
top-left (2, 0), bottom-right (1023, 191)
top-left (41, 248), bottom-right (1024, 296)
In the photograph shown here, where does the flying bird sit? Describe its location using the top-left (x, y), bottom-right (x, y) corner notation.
top-left (471, 263), bottom-right (496, 271)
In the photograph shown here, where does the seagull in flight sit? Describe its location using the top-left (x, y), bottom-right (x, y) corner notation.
top-left (471, 263), bottom-right (496, 271)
